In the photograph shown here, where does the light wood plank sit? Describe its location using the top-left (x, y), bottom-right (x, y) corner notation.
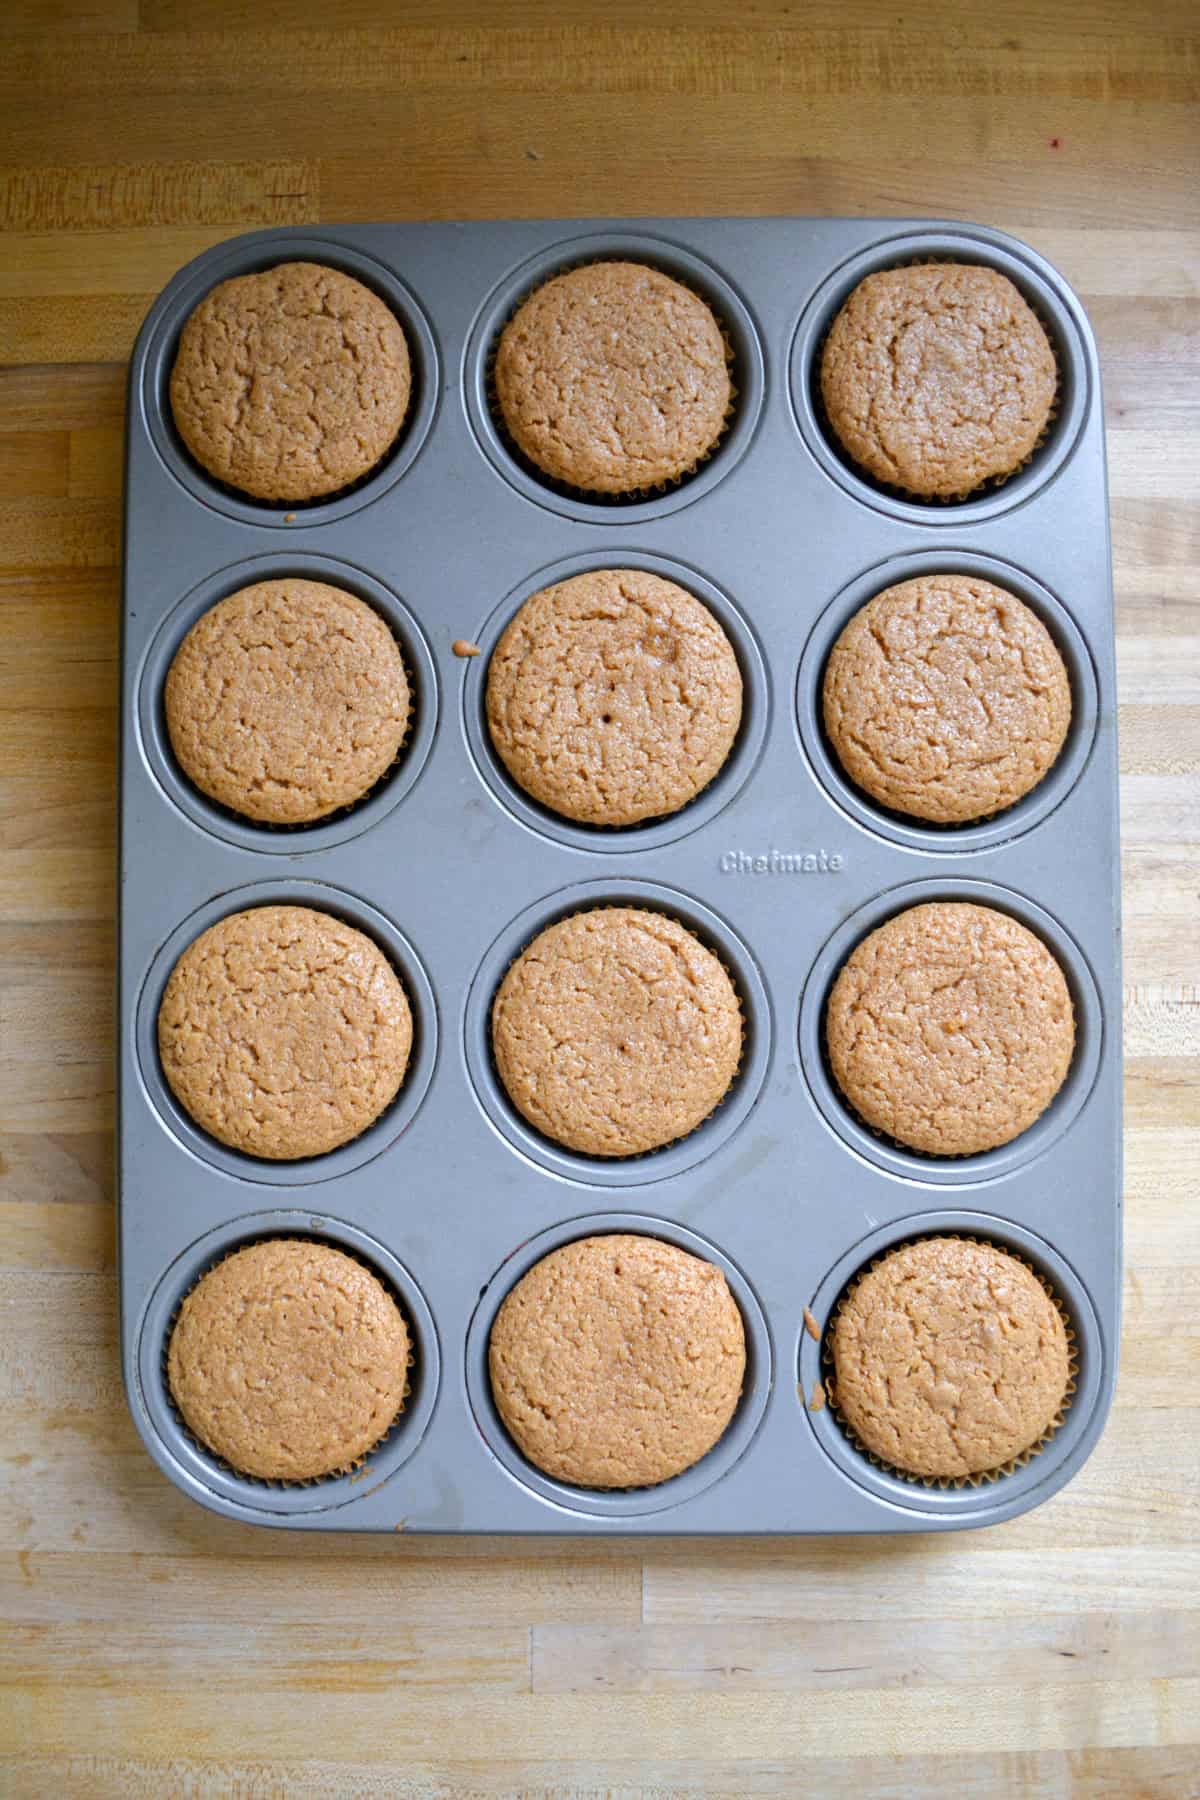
top-left (0, 498), bottom-right (119, 569)
top-left (0, 433), bottom-right (68, 500)
top-left (1108, 431), bottom-right (1200, 501)
top-left (531, 1610), bottom-right (1199, 1693)
top-left (0, 366), bottom-right (123, 433)
top-left (3, 1677), bottom-right (1200, 1761)
top-left (0, 297), bottom-right (152, 366)
top-left (136, 0), bottom-right (1200, 32)
top-left (2, 1746), bottom-right (1198, 1800)
top-left (1, 0), bottom-right (136, 34)
top-left (0, 850), bottom-right (112, 923)
top-left (0, 160), bottom-right (318, 232)
top-left (0, 224), bottom-right (258, 298)
top-left (642, 1543), bottom-right (1200, 1625)
top-left (4, 28), bottom-right (1199, 106)
top-left (1119, 706), bottom-right (1200, 773)
top-left (0, 1620), bottom-right (531, 1694)
top-left (0, 1198), bottom-right (111, 1269)
top-left (0, 101), bottom-right (1193, 231)
top-left (1022, 229), bottom-right (1200, 299)
top-left (0, 1548), bottom-right (643, 1625)
top-left (67, 425), bottom-right (122, 500)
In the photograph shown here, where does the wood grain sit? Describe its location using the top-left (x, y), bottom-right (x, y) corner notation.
top-left (0, 3), bottom-right (1197, 1795)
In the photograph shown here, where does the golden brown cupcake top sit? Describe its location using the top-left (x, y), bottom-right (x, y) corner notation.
top-left (165, 578), bottom-right (410, 825)
top-left (820, 263), bottom-right (1056, 498)
top-left (823, 574), bottom-right (1071, 823)
top-left (491, 906), bottom-right (742, 1157)
top-left (829, 1236), bottom-right (1071, 1479)
top-left (825, 901), bottom-right (1074, 1156)
top-left (486, 568), bottom-right (742, 826)
top-left (489, 1234), bottom-right (746, 1488)
top-left (170, 261), bottom-right (411, 502)
top-left (158, 904), bottom-right (412, 1160)
top-left (168, 1238), bottom-right (410, 1481)
top-left (494, 261), bottom-right (731, 493)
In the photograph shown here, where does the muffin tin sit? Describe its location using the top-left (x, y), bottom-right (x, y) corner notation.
top-left (119, 217), bottom-right (1121, 1534)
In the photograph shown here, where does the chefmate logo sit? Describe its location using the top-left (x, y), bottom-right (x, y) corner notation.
top-left (719, 848), bottom-right (844, 875)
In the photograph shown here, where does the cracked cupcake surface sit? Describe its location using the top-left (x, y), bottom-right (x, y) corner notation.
top-left (820, 263), bottom-right (1056, 498)
top-left (169, 261), bottom-right (411, 502)
top-left (494, 261), bottom-right (731, 493)
top-left (165, 578), bottom-right (410, 825)
top-left (825, 901), bottom-right (1074, 1157)
top-left (823, 573), bottom-right (1071, 824)
top-left (489, 1234), bottom-right (746, 1488)
top-left (158, 904), bottom-right (412, 1160)
top-left (491, 907), bottom-right (742, 1157)
top-left (168, 1238), bottom-right (410, 1481)
top-left (829, 1236), bottom-right (1071, 1479)
top-left (486, 568), bottom-right (742, 826)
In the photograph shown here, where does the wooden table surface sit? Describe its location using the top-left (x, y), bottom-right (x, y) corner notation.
top-left (1, 3), bottom-right (1197, 1795)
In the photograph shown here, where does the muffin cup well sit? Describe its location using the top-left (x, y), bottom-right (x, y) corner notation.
top-left (484, 262), bottom-right (737, 505)
top-left (462, 550), bottom-right (770, 855)
top-left (165, 592), bottom-right (416, 827)
top-left (795, 550), bottom-right (1099, 855)
top-left (135, 882), bottom-right (438, 1187)
top-left (798, 1214), bottom-right (1102, 1520)
top-left (790, 228), bottom-right (1089, 526)
top-left (819, 1231), bottom-right (1079, 1490)
top-left (798, 878), bottom-right (1104, 1186)
top-left (135, 1213), bottom-right (439, 1518)
top-left (138, 236), bottom-right (440, 528)
top-left (464, 232), bottom-right (765, 525)
top-left (465, 1214), bottom-right (772, 1520)
top-left (136, 553), bottom-right (439, 855)
top-left (814, 257), bottom-right (1061, 506)
top-left (164, 1237), bottom-right (414, 1487)
top-left (463, 880), bottom-right (771, 1188)
top-left (492, 904), bottom-right (745, 1159)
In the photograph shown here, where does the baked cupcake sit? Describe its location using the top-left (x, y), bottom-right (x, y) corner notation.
top-left (170, 261), bottom-right (411, 502)
top-left (158, 904), bottom-right (412, 1160)
top-left (823, 573), bottom-right (1071, 823)
top-left (820, 263), bottom-right (1056, 498)
top-left (486, 568), bottom-right (742, 826)
top-left (492, 907), bottom-right (742, 1157)
top-left (489, 1233), bottom-right (745, 1487)
top-left (829, 1236), bottom-right (1071, 1480)
top-left (165, 578), bottom-right (410, 825)
top-left (825, 901), bottom-right (1074, 1156)
top-left (494, 261), bottom-right (731, 493)
top-left (168, 1239), bottom-right (410, 1481)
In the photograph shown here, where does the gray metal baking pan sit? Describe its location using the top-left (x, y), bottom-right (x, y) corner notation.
top-left (119, 216), bottom-right (1121, 1534)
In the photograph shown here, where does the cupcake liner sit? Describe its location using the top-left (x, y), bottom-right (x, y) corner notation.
top-left (489, 901), bottom-right (747, 1163)
top-left (167, 620), bottom-right (417, 837)
top-left (814, 254), bottom-right (1062, 506)
top-left (818, 1230), bottom-right (1078, 1490)
top-left (485, 253), bottom-right (739, 506)
top-left (162, 1234), bottom-right (415, 1491)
